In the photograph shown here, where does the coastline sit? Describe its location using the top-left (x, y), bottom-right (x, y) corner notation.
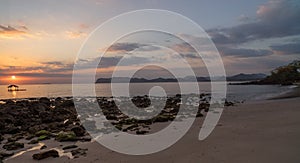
top-left (2, 97), bottom-right (300, 162)
top-left (268, 85), bottom-right (300, 100)
top-left (1, 92), bottom-right (300, 162)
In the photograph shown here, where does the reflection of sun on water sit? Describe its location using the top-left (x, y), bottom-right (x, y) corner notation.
top-left (12, 91), bottom-right (17, 98)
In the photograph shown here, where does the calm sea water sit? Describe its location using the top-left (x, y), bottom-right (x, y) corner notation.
top-left (0, 82), bottom-right (294, 101)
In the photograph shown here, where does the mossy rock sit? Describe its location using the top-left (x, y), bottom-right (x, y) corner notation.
top-left (55, 131), bottom-right (77, 142)
top-left (38, 135), bottom-right (49, 141)
top-left (35, 130), bottom-right (51, 137)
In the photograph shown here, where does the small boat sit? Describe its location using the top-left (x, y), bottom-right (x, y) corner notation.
top-left (7, 84), bottom-right (26, 92)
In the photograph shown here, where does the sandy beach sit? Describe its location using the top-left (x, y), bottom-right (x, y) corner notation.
top-left (1, 94), bottom-right (299, 163)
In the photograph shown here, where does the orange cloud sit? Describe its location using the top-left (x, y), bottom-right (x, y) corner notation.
top-left (65, 30), bottom-right (87, 39)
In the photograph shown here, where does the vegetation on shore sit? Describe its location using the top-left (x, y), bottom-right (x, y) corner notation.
top-left (260, 60), bottom-right (300, 85)
top-left (232, 60), bottom-right (300, 85)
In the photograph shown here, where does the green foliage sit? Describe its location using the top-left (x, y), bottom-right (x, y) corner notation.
top-left (262, 60), bottom-right (300, 85)
top-left (55, 131), bottom-right (76, 142)
top-left (38, 135), bottom-right (49, 141)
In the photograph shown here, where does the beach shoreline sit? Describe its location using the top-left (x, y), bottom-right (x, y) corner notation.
top-left (268, 85), bottom-right (300, 100)
top-left (1, 91), bottom-right (300, 162)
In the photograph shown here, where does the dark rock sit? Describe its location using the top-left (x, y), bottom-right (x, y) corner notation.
top-left (40, 145), bottom-right (47, 150)
top-left (39, 97), bottom-right (51, 106)
top-left (71, 126), bottom-right (86, 137)
top-left (62, 145), bottom-right (78, 150)
top-left (39, 111), bottom-right (54, 123)
top-left (196, 112), bottom-right (203, 117)
top-left (28, 139), bottom-right (39, 144)
top-left (136, 130), bottom-right (148, 135)
top-left (25, 134), bottom-right (35, 140)
top-left (3, 142), bottom-right (24, 150)
top-left (77, 136), bottom-right (92, 142)
top-left (5, 100), bottom-right (15, 105)
top-left (105, 114), bottom-right (118, 120)
top-left (5, 126), bottom-right (20, 134)
top-left (7, 135), bottom-right (23, 142)
top-left (154, 115), bottom-right (169, 122)
top-left (124, 124), bottom-right (138, 131)
top-left (71, 148), bottom-right (88, 158)
top-left (32, 150), bottom-right (59, 160)
top-left (225, 100), bottom-right (234, 106)
top-left (28, 103), bottom-right (48, 114)
top-left (55, 97), bottom-right (63, 102)
top-left (58, 100), bottom-right (74, 108)
top-left (0, 151), bottom-right (14, 160)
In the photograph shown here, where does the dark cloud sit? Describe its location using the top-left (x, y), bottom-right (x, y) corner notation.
top-left (106, 42), bottom-right (160, 53)
top-left (181, 53), bottom-right (198, 59)
top-left (0, 61), bottom-right (74, 77)
top-left (76, 56), bottom-right (120, 69)
top-left (107, 43), bottom-right (144, 52)
top-left (208, 0), bottom-right (300, 45)
top-left (220, 47), bottom-right (273, 58)
top-left (76, 55), bottom-right (152, 69)
top-left (270, 42), bottom-right (300, 55)
top-left (41, 61), bottom-right (65, 66)
top-left (0, 24), bottom-right (29, 38)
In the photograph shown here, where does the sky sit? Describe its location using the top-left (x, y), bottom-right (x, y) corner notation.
top-left (0, 0), bottom-right (299, 84)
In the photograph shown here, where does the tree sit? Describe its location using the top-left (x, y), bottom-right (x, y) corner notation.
top-left (261, 60), bottom-right (300, 85)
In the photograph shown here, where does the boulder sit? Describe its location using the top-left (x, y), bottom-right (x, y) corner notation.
top-left (136, 130), bottom-right (148, 135)
top-left (71, 148), bottom-right (88, 158)
top-left (71, 126), bottom-right (86, 137)
top-left (0, 151), bottom-right (14, 160)
top-left (39, 97), bottom-right (51, 106)
top-left (28, 139), bottom-right (39, 144)
top-left (3, 142), bottom-right (24, 150)
top-left (62, 145), bottom-right (78, 150)
top-left (35, 130), bottom-right (51, 137)
top-left (32, 150), bottom-right (59, 160)
top-left (55, 131), bottom-right (77, 142)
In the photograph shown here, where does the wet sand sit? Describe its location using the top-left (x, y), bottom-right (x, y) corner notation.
top-left (5, 96), bottom-right (300, 163)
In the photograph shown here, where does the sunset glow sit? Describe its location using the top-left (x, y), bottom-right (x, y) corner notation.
top-left (0, 0), bottom-right (299, 84)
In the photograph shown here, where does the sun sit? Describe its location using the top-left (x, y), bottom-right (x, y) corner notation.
top-left (11, 76), bottom-right (16, 80)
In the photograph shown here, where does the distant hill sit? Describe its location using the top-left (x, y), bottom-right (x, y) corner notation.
top-left (95, 73), bottom-right (266, 83)
top-left (227, 73), bottom-right (267, 81)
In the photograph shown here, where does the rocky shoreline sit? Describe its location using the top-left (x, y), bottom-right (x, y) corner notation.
top-left (0, 95), bottom-right (234, 162)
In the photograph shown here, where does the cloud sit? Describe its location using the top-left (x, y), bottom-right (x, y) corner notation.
top-left (76, 55), bottom-right (153, 69)
top-left (172, 42), bottom-right (196, 53)
top-left (220, 47), bottom-right (273, 58)
top-left (64, 23), bottom-right (90, 39)
top-left (270, 42), bottom-right (300, 55)
top-left (0, 24), bottom-right (30, 39)
top-left (208, 0), bottom-right (300, 45)
top-left (0, 61), bottom-right (74, 77)
top-left (106, 43), bottom-right (145, 53)
top-left (65, 31), bottom-right (87, 39)
top-left (105, 42), bottom-right (161, 53)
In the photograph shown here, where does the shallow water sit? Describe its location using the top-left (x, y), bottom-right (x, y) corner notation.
top-left (0, 82), bottom-right (294, 101)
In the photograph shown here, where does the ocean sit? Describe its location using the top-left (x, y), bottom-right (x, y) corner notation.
top-left (0, 82), bottom-right (295, 101)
